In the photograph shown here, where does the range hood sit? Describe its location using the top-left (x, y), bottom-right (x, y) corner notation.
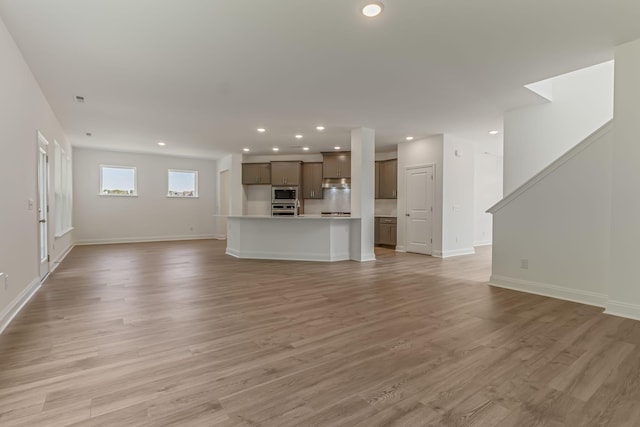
top-left (321, 178), bottom-right (351, 189)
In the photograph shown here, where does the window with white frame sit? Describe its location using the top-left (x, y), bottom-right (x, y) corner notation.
top-left (168, 170), bottom-right (198, 197)
top-left (54, 141), bottom-right (73, 236)
top-left (100, 165), bottom-right (137, 196)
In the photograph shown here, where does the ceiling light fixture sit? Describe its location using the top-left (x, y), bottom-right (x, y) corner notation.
top-left (85, 132), bottom-right (92, 137)
top-left (334, 146), bottom-right (341, 150)
top-left (406, 136), bottom-right (414, 141)
top-left (75, 95), bottom-right (85, 103)
top-left (489, 130), bottom-right (499, 135)
top-left (273, 147), bottom-right (279, 152)
top-left (257, 128), bottom-right (266, 133)
top-left (157, 141), bottom-right (166, 146)
top-left (316, 126), bottom-right (325, 131)
top-left (303, 147), bottom-right (310, 151)
top-left (362, 1), bottom-right (384, 17)
top-left (243, 148), bottom-right (250, 152)
top-left (295, 134), bottom-right (303, 139)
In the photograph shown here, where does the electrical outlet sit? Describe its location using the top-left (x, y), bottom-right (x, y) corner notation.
top-left (520, 259), bottom-right (529, 269)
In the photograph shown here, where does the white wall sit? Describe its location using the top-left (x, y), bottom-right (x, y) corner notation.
top-left (608, 39), bottom-right (640, 320)
top-left (491, 125), bottom-right (612, 306)
top-left (397, 135), bottom-right (444, 254)
top-left (73, 148), bottom-right (216, 244)
top-left (503, 61), bottom-right (614, 194)
top-left (442, 136), bottom-right (475, 257)
top-left (474, 139), bottom-right (503, 246)
top-left (0, 15), bottom-right (73, 328)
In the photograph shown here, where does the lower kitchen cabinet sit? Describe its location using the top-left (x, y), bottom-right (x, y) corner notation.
top-left (375, 217), bottom-right (397, 246)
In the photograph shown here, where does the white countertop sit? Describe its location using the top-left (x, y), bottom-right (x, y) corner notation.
top-left (375, 214), bottom-right (397, 218)
top-left (228, 215), bottom-right (359, 220)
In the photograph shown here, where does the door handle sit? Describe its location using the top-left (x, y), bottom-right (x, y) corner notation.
top-left (39, 219), bottom-right (46, 223)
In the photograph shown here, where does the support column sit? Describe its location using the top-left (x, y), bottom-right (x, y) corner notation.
top-left (350, 128), bottom-right (376, 262)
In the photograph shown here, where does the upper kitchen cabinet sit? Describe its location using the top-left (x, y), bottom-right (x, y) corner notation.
top-left (271, 161), bottom-right (302, 186)
top-left (242, 163), bottom-right (271, 185)
top-left (377, 159), bottom-right (398, 199)
top-left (323, 152), bottom-right (351, 178)
top-left (302, 162), bottom-right (323, 199)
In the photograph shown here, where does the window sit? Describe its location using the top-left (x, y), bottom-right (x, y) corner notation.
top-left (100, 165), bottom-right (137, 196)
top-left (168, 170), bottom-right (198, 197)
top-left (54, 141), bottom-right (73, 236)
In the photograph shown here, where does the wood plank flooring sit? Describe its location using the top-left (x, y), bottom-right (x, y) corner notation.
top-left (1, 240), bottom-right (639, 426)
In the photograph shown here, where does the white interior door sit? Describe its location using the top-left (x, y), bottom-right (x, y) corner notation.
top-left (405, 165), bottom-right (434, 255)
top-left (37, 132), bottom-right (49, 280)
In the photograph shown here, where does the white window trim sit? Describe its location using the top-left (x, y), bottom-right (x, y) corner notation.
top-left (99, 165), bottom-right (138, 197)
top-left (167, 169), bottom-right (199, 198)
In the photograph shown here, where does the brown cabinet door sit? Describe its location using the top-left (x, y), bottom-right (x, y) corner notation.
top-left (302, 163), bottom-right (323, 199)
top-left (242, 163), bottom-right (271, 185)
top-left (378, 159), bottom-right (398, 198)
top-left (271, 162), bottom-right (301, 186)
top-left (374, 217), bottom-right (380, 244)
top-left (323, 153), bottom-right (351, 178)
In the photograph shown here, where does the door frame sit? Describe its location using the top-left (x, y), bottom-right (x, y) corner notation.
top-left (37, 131), bottom-right (50, 281)
top-left (404, 164), bottom-right (435, 255)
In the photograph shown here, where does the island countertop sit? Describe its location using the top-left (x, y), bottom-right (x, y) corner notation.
top-left (226, 215), bottom-right (359, 220)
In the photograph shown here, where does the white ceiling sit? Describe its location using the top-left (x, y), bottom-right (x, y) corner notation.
top-left (1, 0), bottom-right (640, 159)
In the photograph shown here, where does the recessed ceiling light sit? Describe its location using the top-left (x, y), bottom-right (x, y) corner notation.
top-left (273, 147), bottom-right (279, 152)
top-left (303, 147), bottom-right (310, 151)
top-left (362, 1), bottom-right (384, 17)
top-left (334, 146), bottom-right (341, 150)
top-left (489, 130), bottom-right (499, 135)
top-left (406, 136), bottom-right (414, 141)
top-left (257, 128), bottom-right (266, 133)
top-left (243, 148), bottom-right (250, 152)
top-left (75, 95), bottom-right (85, 103)
top-left (295, 134), bottom-right (303, 139)
top-left (157, 141), bottom-right (166, 146)
top-left (316, 126), bottom-right (325, 131)
top-left (85, 132), bottom-right (92, 137)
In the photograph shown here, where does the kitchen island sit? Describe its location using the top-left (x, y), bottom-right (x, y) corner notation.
top-left (226, 215), bottom-right (362, 262)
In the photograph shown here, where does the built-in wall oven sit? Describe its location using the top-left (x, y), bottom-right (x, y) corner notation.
top-left (272, 187), bottom-right (299, 216)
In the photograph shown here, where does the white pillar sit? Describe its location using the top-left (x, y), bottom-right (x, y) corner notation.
top-left (350, 128), bottom-right (376, 262)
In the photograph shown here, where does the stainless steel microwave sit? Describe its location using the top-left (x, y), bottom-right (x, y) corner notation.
top-left (272, 187), bottom-right (297, 203)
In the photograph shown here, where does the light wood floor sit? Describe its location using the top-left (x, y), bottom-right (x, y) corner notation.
top-left (1, 241), bottom-right (639, 426)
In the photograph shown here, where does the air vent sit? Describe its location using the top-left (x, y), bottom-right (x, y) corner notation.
top-left (75, 95), bottom-right (85, 103)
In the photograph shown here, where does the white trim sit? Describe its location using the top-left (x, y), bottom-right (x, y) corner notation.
top-left (54, 227), bottom-right (74, 239)
top-left (50, 242), bottom-right (75, 273)
top-left (604, 301), bottom-right (640, 322)
top-left (75, 235), bottom-right (216, 245)
top-left (213, 234), bottom-right (227, 240)
top-left (226, 249), bottom-right (352, 262)
top-left (489, 275), bottom-right (607, 308)
top-left (403, 163), bottom-right (436, 256)
top-left (473, 240), bottom-right (492, 247)
top-left (487, 120), bottom-right (613, 214)
top-left (432, 247), bottom-right (476, 258)
top-left (0, 277), bottom-right (41, 335)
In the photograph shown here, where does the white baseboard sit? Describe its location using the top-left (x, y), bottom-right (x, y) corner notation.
top-left (213, 234), bottom-right (227, 240)
top-left (226, 248), bottom-right (351, 262)
top-left (489, 275), bottom-right (608, 308)
top-left (352, 253), bottom-right (376, 262)
top-left (434, 247), bottom-right (476, 258)
top-left (50, 242), bottom-right (75, 273)
top-left (604, 300), bottom-right (640, 322)
top-left (473, 240), bottom-right (492, 247)
top-left (75, 234), bottom-right (217, 245)
top-left (0, 277), bottom-right (41, 335)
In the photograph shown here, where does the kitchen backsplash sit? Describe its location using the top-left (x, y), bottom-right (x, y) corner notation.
top-left (304, 189), bottom-right (351, 214)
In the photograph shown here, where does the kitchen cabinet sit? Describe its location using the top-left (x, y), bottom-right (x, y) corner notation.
top-left (302, 162), bottom-right (323, 199)
top-left (377, 159), bottom-right (397, 199)
top-left (375, 217), bottom-right (397, 246)
top-left (323, 152), bottom-right (351, 178)
top-left (242, 163), bottom-right (271, 185)
top-left (271, 161), bottom-right (302, 186)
